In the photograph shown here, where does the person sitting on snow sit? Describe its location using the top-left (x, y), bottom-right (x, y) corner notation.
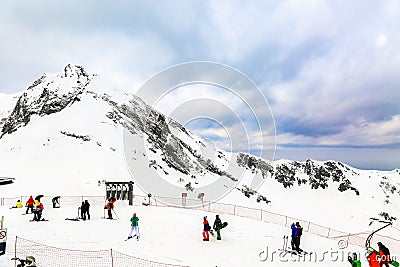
top-left (11, 200), bottom-right (23, 209)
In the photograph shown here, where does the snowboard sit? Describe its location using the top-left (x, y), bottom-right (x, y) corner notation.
top-left (101, 217), bottom-right (118, 220)
top-left (29, 219), bottom-right (49, 222)
top-left (391, 260), bottom-right (399, 267)
top-left (221, 222), bottom-right (228, 228)
top-left (279, 248), bottom-right (309, 255)
top-left (65, 218), bottom-right (80, 221)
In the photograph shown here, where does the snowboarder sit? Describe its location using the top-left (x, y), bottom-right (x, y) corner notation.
top-left (11, 200), bottom-right (23, 209)
top-left (202, 216), bottom-right (210, 241)
top-left (26, 196), bottom-right (34, 214)
top-left (127, 213), bottom-right (139, 240)
top-left (52, 196), bottom-right (60, 208)
top-left (83, 200), bottom-right (90, 220)
top-left (348, 252), bottom-right (361, 267)
top-left (377, 242), bottom-right (390, 267)
top-left (33, 201), bottom-right (44, 221)
top-left (290, 223), bottom-right (299, 251)
top-left (295, 222), bottom-right (303, 252)
top-left (105, 198), bottom-right (116, 219)
top-left (213, 215), bottom-right (223, 240)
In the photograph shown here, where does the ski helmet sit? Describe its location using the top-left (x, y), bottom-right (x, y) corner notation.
top-left (133, 213), bottom-right (136, 216)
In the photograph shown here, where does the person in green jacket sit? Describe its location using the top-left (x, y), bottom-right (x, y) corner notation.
top-left (127, 213), bottom-right (140, 240)
top-left (213, 215), bottom-right (223, 240)
top-left (348, 252), bottom-right (361, 267)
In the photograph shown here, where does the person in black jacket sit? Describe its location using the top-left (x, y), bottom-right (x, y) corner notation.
top-left (295, 222), bottom-right (303, 252)
top-left (83, 200), bottom-right (90, 220)
top-left (377, 242), bottom-right (390, 267)
top-left (79, 202), bottom-right (86, 220)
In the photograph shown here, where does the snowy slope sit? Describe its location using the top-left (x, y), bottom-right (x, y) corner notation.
top-left (1, 202), bottom-right (399, 267)
top-left (0, 64), bottom-right (399, 254)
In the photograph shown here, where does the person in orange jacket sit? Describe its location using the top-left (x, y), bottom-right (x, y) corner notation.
top-left (105, 198), bottom-right (116, 219)
top-left (26, 196), bottom-right (34, 214)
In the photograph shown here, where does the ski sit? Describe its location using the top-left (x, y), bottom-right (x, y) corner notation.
top-left (29, 219), bottom-right (49, 222)
top-left (65, 218), bottom-right (80, 221)
top-left (101, 217), bottom-right (118, 220)
top-left (278, 248), bottom-right (309, 255)
top-left (124, 235), bottom-right (139, 241)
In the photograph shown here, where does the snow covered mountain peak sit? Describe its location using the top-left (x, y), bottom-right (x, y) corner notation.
top-left (0, 64), bottom-right (96, 138)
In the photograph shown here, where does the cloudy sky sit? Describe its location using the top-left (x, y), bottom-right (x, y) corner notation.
top-left (1, 0), bottom-right (399, 170)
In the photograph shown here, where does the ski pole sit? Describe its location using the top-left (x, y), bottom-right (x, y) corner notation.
top-left (112, 209), bottom-right (119, 219)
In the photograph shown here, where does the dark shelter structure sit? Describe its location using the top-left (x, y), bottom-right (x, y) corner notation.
top-left (105, 181), bottom-right (134, 205)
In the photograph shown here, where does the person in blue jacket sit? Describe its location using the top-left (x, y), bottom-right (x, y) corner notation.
top-left (291, 223), bottom-right (299, 251)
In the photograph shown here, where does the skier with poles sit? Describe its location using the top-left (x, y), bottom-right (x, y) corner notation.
top-left (105, 197), bottom-right (116, 219)
top-left (127, 213), bottom-right (139, 240)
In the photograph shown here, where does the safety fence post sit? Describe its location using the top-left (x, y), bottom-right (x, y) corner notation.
top-left (111, 249), bottom-right (114, 267)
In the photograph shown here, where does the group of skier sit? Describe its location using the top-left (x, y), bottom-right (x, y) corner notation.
top-left (290, 222), bottom-right (303, 253)
top-left (202, 214), bottom-right (226, 241)
top-left (22, 195), bottom-right (45, 221)
top-left (79, 200), bottom-right (91, 220)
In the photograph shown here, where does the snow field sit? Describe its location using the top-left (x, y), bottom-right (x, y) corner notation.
top-left (1, 202), bottom-right (394, 267)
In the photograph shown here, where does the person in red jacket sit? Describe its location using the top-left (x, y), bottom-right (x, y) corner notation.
top-left (202, 216), bottom-right (210, 241)
top-left (367, 249), bottom-right (381, 267)
top-left (26, 196), bottom-right (34, 214)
